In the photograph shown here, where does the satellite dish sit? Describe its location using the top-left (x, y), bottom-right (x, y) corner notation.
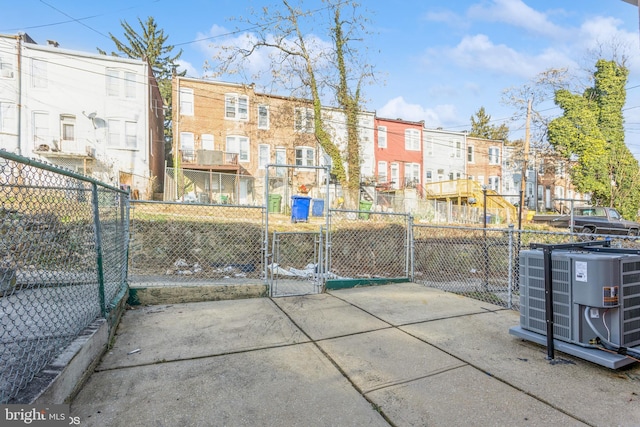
top-left (88, 112), bottom-right (97, 119)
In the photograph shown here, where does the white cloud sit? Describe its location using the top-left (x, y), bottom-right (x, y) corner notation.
top-left (436, 34), bottom-right (577, 79)
top-left (377, 96), bottom-right (458, 128)
top-left (468, 0), bottom-right (568, 39)
top-left (177, 59), bottom-right (201, 78)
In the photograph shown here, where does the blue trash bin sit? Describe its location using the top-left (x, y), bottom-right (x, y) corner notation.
top-left (311, 198), bottom-right (324, 216)
top-left (291, 195), bottom-right (311, 222)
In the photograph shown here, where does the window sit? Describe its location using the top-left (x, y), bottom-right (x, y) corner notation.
top-left (106, 69), bottom-right (120, 96)
top-left (275, 147), bottom-right (286, 177)
top-left (106, 119), bottom-right (137, 149)
top-left (0, 55), bottom-right (14, 78)
top-left (377, 161), bottom-right (388, 183)
top-left (258, 105), bottom-right (269, 129)
top-left (33, 112), bottom-right (49, 147)
top-left (426, 136), bottom-right (433, 156)
top-left (226, 135), bottom-right (249, 162)
top-left (294, 107), bottom-right (314, 133)
top-left (455, 140), bottom-right (462, 158)
top-left (489, 147), bottom-right (500, 165)
top-left (295, 146), bottom-right (314, 166)
top-left (390, 162), bottom-right (399, 188)
top-left (125, 121), bottom-right (137, 148)
top-left (201, 134), bottom-right (214, 151)
top-left (180, 88), bottom-right (194, 116)
top-left (180, 132), bottom-right (195, 161)
top-left (124, 72), bottom-right (136, 98)
top-left (488, 176), bottom-right (500, 191)
top-left (467, 146), bottom-right (474, 163)
top-left (0, 102), bottom-right (16, 133)
top-left (107, 120), bottom-right (120, 147)
top-left (405, 129), bottom-right (420, 151)
top-left (60, 115), bottom-right (75, 142)
top-left (32, 59), bottom-right (47, 88)
top-left (378, 126), bottom-right (387, 148)
top-left (425, 170), bottom-right (433, 182)
top-left (225, 94), bottom-right (248, 120)
top-left (258, 144), bottom-right (270, 169)
top-left (405, 163), bottom-right (420, 185)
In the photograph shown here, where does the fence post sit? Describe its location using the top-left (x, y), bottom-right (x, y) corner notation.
top-left (507, 224), bottom-right (514, 309)
top-left (408, 214), bottom-right (414, 281)
top-left (91, 182), bottom-right (107, 317)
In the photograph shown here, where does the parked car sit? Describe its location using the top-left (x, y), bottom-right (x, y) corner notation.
top-left (541, 206), bottom-right (640, 236)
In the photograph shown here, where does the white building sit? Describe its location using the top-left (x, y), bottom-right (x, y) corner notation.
top-left (423, 128), bottom-right (467, 183)
top-left (0, 33), bottom-right (164, 199)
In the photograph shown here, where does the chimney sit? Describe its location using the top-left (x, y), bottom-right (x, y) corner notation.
top-left (47, 40), bottom-right (59, 48)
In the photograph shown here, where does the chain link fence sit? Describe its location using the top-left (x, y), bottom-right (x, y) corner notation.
top-left (128, 201), bottom-right (265, 287)
top-left (413, 224), bottom-right (640, 310)
top-left (0, 150), bottom-right (128, 403)
top-left (328, 210), bottom-right (410, 280)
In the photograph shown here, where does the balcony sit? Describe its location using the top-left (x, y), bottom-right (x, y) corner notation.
top-left (33, 141), bottom-right (95, 160)
top-left (179, 150), bottom-right (240, 172)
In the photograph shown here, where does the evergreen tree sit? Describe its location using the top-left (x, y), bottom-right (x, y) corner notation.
top-left (469, 107), bottom-right (509, 141)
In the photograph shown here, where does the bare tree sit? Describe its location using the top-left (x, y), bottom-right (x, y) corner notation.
top-left (209, 0), bottom-right (375, 203)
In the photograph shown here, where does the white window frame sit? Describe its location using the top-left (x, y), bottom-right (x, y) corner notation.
top-left (225, 94), bottom-right (249, 121)
top-left (60, 115), bottom-right (76, 143)
top-left (467, 145), bottom-right (474, 163)
top-left (295, 146), bottom-right (315, 167)
top-left (32, 58), bottom-right (47, 88)
top-left (180, 88), bottom-right (194, 116)
top-left (124, 72), bottom-right (136, 99)
top-left (405, 129), bottom-right (420, 151)
top-left (0, 101), bottom-right (16, 133)
top-left (226, 135), bottom-right (250, 162)
top-left (32, 112), bottom-right (49, 147)
top-left (106, 69), bottom-right (120, 97)
top-left (258, 144), bottom-right (270, 169)
top-left (378, 126), bottom-right (387, 148)
top-left (426, 135), bottom-right (433, 156)
top-left (107, 120), bottom-right (121, 147)
top-left (180, 132), bottom-right (195, 161)
top-left (488, 176), bottom-right (500, 191)
top-left (405, 163), bottom-right (420, 185)
top-left (0, 55), bottom-right (14, 78)
top-left (390, 162), bottom-right (399, 189)
top-left (489, 147), bottom-right (500, 165)
top-left (201, 134), bottom-right (214, 151)
top-left (125, 121), bottom-right (137, 148)
top-left (425, 170), bottom-right (433, 182)
top-left (275, 147), bottom-right (286, 177)
top-left (294, 107), bottom-right (314, 133)
top-left (257, 105), bottom-right (270, 129)
top-left (455, 140), bottom-right (462, 158)
top-left (377, 161), bottom-right (388, 183)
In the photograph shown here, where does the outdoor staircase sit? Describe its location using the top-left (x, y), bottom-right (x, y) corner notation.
top-left (422, 179), bottom-right (517, 221)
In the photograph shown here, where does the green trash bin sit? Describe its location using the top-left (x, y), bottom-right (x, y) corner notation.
top-left (358, 200), bottom-right (373, 219)
top-left (268, 194), bottom-right (282, 213)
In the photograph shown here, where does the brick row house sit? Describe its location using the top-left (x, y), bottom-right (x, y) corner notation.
top-left (170, 76), bottom-right (586, 215)
top-left (171, 77), bottom-right (321, 205)
top-left (0, 33), bottom-right (165, 199)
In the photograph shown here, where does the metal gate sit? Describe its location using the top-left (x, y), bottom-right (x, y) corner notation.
top-left (264, 162), bottom-right (331, 297)
top-left (269, 230), bottom-right (325, 297)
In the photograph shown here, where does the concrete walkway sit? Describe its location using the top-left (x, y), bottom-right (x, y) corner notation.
top-left (70, 283), bottom-right (640, 426)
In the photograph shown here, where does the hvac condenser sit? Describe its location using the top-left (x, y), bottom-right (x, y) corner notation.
top-left (509, 248), bottom-right (640, 369)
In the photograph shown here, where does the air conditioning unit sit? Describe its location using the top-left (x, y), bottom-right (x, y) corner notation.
top-left (510, 249), bottom-right (640, 369)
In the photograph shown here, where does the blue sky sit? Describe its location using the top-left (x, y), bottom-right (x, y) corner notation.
top-left (3, 0), bottom-right (640, 153)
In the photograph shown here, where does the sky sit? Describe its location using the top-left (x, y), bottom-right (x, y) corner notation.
top-left (3, 0), bottom-right (640, 154)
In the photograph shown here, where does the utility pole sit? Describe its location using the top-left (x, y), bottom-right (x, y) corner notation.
top-left (519, 98), bottom-right (532, 226)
